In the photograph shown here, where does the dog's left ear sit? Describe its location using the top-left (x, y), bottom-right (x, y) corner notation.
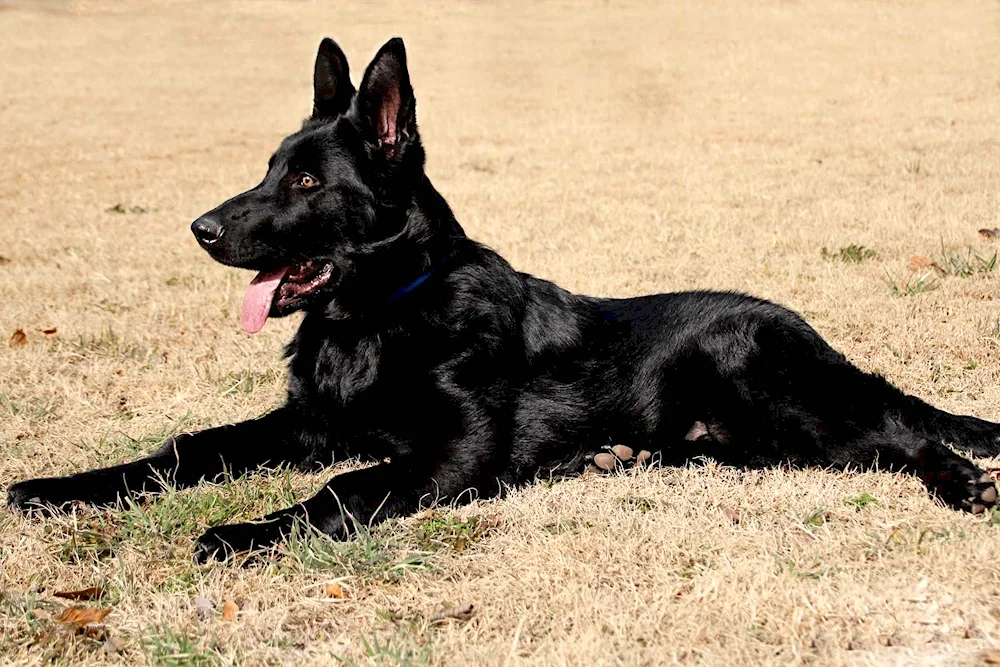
top-left (357, 37), bottom-right (415, 155)
top-left (312, 38), bottom-right (354, 119)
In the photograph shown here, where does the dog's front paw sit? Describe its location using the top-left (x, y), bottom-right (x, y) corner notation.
top-left (6, 478), bottom-right (73, 515)
top-left (193, 521), bottom-right (284, 565)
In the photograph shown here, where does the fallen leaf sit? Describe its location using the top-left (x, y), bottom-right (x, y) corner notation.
top-left (979, 228), bottom-right (1000, 240)
top-left (192, 596), bottom-right (214, 620)
top-left (38, 326), bottom-right (58, 337)
top-left (54, 587), bottom-right (103, 602)
top-left (427, 602), bottom-right (475, 624)
top-left (325, 583), bottom-right (349, 599)
top-left (9, 329), bottom-right (27, 347)
top-left (56, 606), bottom-right (111, 629)
top-left (908, 255), bottom-right (946, 276)
top-left (980, 648), bottom-right (1000, 665)
top-left (220, 599), bottom-right (239, 622)
top-left (720, 506), bottom-right (742, 525)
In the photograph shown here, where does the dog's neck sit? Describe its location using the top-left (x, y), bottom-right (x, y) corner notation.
top-left (323, 175), bottom-right (467, 320)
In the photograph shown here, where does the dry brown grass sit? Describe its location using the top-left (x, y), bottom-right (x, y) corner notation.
top-left (3, 0), bottom-right (1000, 664)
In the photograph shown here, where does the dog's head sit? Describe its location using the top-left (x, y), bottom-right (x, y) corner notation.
top-left (190, 38), bottom-right (427, 332)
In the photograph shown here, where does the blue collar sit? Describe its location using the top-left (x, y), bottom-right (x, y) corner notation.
top-left (386, 268), bottom-right (434, 303)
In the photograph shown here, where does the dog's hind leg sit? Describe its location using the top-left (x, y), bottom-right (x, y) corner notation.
top-left (892, 393), bottom-right (1000, 458)
top-left (765, 364), bottom-right (1000, 511)
top-left (682, 321), bottom-right (1000, 510)
top-left (7, 407), bottom-right (306, 512)
top-left (819, 417), bottom-right (998, 513)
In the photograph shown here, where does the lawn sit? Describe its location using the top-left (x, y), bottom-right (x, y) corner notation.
top-left (2, 0), bottom-right (1000, 664)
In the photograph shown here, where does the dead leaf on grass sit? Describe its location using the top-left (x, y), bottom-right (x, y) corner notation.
top-left (720, 506), bottom-right (742, 525)
top-left (325, 582), bottom-right (349, 599)
top-left (38, 326), bottom-right (58, 337)
top-left (220, 599), bottom-right (239, 622)
top-left (55, 606), bottom-right (111, 629)
top-left (427, 602), bottom-right (475, 624)
top-left (979, 228), bottom-right (1000, 240)
top-left (53, 586), bottom-right (103, 602)
top-left (908, 255), bottom-right (946, 276)
top-left (9, 328), bottom-right (27, 347)
top-left (979, 648), bottom-right (1000, 665)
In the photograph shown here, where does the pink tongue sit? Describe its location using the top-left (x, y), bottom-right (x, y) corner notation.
top-left (241, 268), bottom-right (288, 334)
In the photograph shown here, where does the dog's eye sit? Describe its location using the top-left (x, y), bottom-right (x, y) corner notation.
top-left (297, 173), bottom-right (319, 188)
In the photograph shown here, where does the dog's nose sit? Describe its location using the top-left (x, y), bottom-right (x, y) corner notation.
top-left (191, 216), bottom-right (224, 245)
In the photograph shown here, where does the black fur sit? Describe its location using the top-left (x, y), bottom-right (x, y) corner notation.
top-left (8, 38), bottom-right (1000, 563)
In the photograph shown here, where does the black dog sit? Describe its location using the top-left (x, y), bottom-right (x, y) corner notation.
top-left (8, 38), bottom-right (1000, 563)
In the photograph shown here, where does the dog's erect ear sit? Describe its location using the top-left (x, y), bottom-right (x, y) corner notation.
top-left (358, 37), bottom-right (415, 154)
top-left (312, 38), bottom-right (354, 119)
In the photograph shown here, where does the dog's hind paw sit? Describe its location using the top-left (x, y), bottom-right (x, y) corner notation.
top-left (592, 445), bottom-right (653, 472)
top-left (930, 469), bottom-right (998, 514)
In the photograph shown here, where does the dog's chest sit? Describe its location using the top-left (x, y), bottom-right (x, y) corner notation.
top-left (289, 326), bottom-right (440, 416)
top-left (289, 334), bottom-right (381, 406)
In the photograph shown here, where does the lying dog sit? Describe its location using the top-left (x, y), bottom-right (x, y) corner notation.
top-left (8, 38), bottom-right (999, 563)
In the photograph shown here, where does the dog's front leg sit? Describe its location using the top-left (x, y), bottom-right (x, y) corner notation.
top-left (7, 407), bottom-right (304, 512)
top-left (193, 454), bottom-right (480, 563)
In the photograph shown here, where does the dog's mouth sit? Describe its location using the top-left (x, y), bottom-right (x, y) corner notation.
top-left (241, 260), bottom-right (335, 333)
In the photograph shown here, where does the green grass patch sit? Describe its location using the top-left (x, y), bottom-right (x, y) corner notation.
top-left (617, 494), bottom-right (657, 514)
top-left (68, 327), bottom-right (158, 364)
top-left (844, 493), bottom-right (879, 510)
top-left (886, 271), bottom-right (938, 296)
top-left (821, 244), bottom-right (876, 263)
top-left (802, 507), bottom-right (829, 529)
top-left (977, 317), bottom-right (1000, 340)
top-left (933, 243), bottom-right (997, 278)
top-left (80, 413), bottom-right (200, 464)
top-left (540, 519), bottom-right (583, 535)
top-left (59, 469), bottom-right (298, 563)
top-left (0, 393), bottom-right (60, 421)
top-left (281, 520), bottom-right (432, 582)
top-left (106, 203), bottom-right (150, 214)
top-left (862, 524), bottom-right (967, 560)
top-left (411, 511), bottom-right (496, 551)
top-left (337, 630), bottom-right (433, 667)
top-left (144, 627), bottom-right (222, 667)
top-left (218, 368), bottom-right (283, 396)
top-left (780, 557), bottom-right (830, 580)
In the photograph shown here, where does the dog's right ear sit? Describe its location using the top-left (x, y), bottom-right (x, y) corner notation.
top-left (357, 37), bottom-right (415, 157)
top-left (312, 38), bottom-right (354, 119)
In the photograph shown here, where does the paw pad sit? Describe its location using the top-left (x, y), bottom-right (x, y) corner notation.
top-left (592, 445), bottom-right (653, 471)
